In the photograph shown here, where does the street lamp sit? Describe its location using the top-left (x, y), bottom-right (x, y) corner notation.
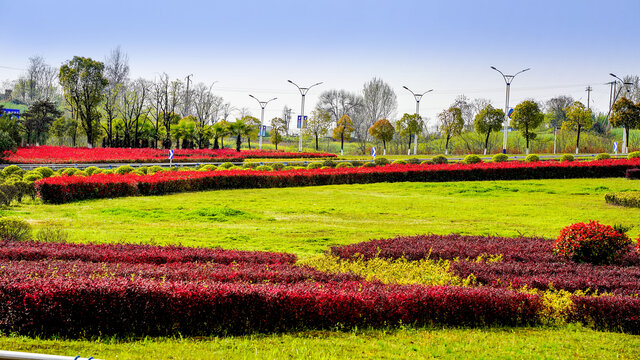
top-left (402, 86), bottom-right (433, 155)
top-left (610, 73), bottom-right (634, 153)
top-left (491, 66), bottom-right (530, 154)
top-left (249, 95), bottom-right (277, 150)
top-left (288, 80), bottom-right (323, 152)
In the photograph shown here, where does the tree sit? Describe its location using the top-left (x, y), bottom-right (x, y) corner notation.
top-left (368, 118), bottom-right (395, 155)
top-left (192, 82), bottom-right (223, 148)
top-left (281, 106), bottom-right (293, 136)
top-left (0, 106), bottom-right (17, 158)
top-left (21, 99), bottom-right (62, 145)
top-left (270, 117), bottom-right (287, 150)
top-left (438, 107), bottom-right (464, 155)
top-left (610, 97), bottom-right (640, 152)
top-left (396, 113), bottom-right (423, 155)
top-left (240, 115), bottom-right (260, 149)
top-left (12, 56), bottom-right (59, 105)
top-left (474, 104), bottom-right (504, 155)
top-left (50, 116), bottom-right (80, 146)
top-left (101, 47), bottom-right (130, 147)
top-left (171, 116), bottom-right (197, 149)
top-left (228, 119), bottom-right (249, 151)
top-left (59, 56), bottom-right (108, 148)
top-left (316, 89), bottom-right (363, 124)
top-left (546, 95), bottom-right (574, 153)
top-left (120, 79), bottom-right (149, 147)
top-left (332, 115), bottom-right (354, 155)
top-left (511, 100), bottom-right (544, 154)
top-left (563, 101), bottom-right (592, 154)
top-left (303, 109), bottom-right (332, 150)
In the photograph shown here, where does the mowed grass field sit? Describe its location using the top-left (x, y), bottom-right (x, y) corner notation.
top-left (1, 178), bottom-right (640, 359)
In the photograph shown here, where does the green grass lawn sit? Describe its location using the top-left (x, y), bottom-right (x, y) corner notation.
top-left (2, 178), bottom-right (640, 358)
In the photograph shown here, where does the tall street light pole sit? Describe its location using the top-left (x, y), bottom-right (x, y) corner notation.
top-left (249, 95), bottom-right (277, 150)
top-left (288, 80), bottom-right (323, 152)
top-left (402, 86), bottom-right (433, 156)
top-left (610, 73), bottom-right (634, 153)
top-left (491, 66), bottom-right (530, 154)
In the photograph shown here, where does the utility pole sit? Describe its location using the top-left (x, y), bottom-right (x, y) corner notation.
top-left (185, 74), bottom-right (193, 117)
top-left (585, 86), bottom-right (592, 111)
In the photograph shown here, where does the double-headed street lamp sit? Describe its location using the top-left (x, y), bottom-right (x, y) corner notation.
top-left (491, 66), bottom-right (530, 154)
top-left (610, 73), bottom-right (634, 153)
top-left (402, 86), bottom-right (433, 155)
top-left (249, 95), bottom-right (277, 150)
top-left (288, 80), bottom-right (323, 152)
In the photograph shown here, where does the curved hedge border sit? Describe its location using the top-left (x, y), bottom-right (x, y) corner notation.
top-left (605, 192), bottom-right (640, 208)
top-left (36, 159), bottom-right (640, 204)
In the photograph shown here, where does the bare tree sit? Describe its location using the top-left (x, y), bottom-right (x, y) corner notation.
top-left (362, 78), bottom-right (397, 126)
top-left (13, 56), bottom-right (59, 104)
top-left (101, 47), bottom-right (130, 147)
top-left (281, 105), bottom-right (292, 135)
top-left (192, 82), bottom-right (223, 148)
top-left (316, 89), bottom-right (363, 125)
top-left (220, 102), bottom-right (235, 121)
top-left (120, 79), bottom-right (149, 147)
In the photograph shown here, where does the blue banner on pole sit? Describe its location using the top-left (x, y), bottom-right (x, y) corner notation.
top-left (261, 125), bottom-right (267, 137)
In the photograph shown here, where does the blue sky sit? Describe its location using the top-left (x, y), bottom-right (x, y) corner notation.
top-left (1, 0), bottom-right (639, 125)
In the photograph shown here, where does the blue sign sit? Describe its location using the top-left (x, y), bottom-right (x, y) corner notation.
top-left (261, 125), bottom-right (267, 137)
top-left (2, 108), bottom-right (20, 118)
top-left (168, 149), bottom-right (174, 160)
top-left (372, 147), bottom-right (377, 158)
top-left (507, 108), bottom-right (514, 118)
top-left (296, 115), bottom-right (308, 129)
top-left (613, 142), bottom-right (618, 153)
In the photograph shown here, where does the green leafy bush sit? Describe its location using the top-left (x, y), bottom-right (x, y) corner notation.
top-left (147, 166), bottom-right (164, 174)
top-left (271, 163), bottom-right (284, 171)
top-left (2, 165), bottom-right (23, 177)
top-left (595, 153), bottom-right (611, 161)
top-left (350, 160), bottom-right (366, 167)
top-left (322, 160), bottom-right (337, 168)
top-left (525, 154), bottom-right (540, 163)
top-left (84, 166), bottom-right (100, 176)
top-left (553, 220), bottom-right (631, 265)
top-left (406, 158), bottom-right (421, 165)
top-left (492, 154), bottom-right (508, 163)
top-left (605, 192), bottom-right (640, 208)
top-left (335, 162), bottom-right (353, 168)
top-left (23, 172), bottom-right (43, 183)
top-left (115, 165), bottom-right (135, 175)
top-left (629, 151), bottom-right (640, 159)
top-left (218, 162), bottom-right (234, 169)
top-left (392, 160), bottom-right (407, 165)
top-left (307, 163), bottom-right (323, 169)
top-left (362, 162), bottom-right (376, 168)
top-left (136, 166), bottom-right (149, 175)
top-left (256, 165), bottom-right (273, 171)
top-left (431, 155), bottom-right (448, 164)
top-left (373, 157), bottom-right (389, 166)
top-left (33, 167), bottom-right (54, 178)
top-left (74, 171), bottom-right (87, 177)
top-left (463, 154), bottom-right (482, 164)
top-left (0, 184), bottom-right (18, 205)
top-left (560, 154), bottom-right (574, 162)
top-left (242, 163), bottom-right (259, 169)
top-left (61, 168), bottom-right (79, 176)
top-left (35, 227), bottom-right (69, 243)
top-left (199, 164), bottom-right (217, 171)
top-left (0, 218), bottom-right (32, 241)
top-left (420, 160), bottom-right (433, 165)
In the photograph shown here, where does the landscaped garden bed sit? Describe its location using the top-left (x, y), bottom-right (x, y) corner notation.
top-left (3, 146), bottom-right (335, 164)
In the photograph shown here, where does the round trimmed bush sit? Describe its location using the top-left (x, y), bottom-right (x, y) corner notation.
top-left (83, 166), bottom-right (100, 176)
top-left (335, 162), bottom-right (353, 168)
top-left (115, 165), bottom-right (135, 175)
top-left (307, 163), bottom-right (323, 170)
top-left (525, 154), bottom-right (540, 163)
top-left (199, 164), bottom-right (217, 171)
top-left (23, 172), bottom-right (43, 183)
top-left (271, 163), bottom-right (284, 171)
top-left (431, 155), bottom-right (448, 165)
top-left (392, 160), bottom-right (407, 165)
top-left (74, 171), bottom-right (88, 177)
top-left (420, 160), bottom-right (433, 165)
top-left (61, 168), bottom-right (79, 176)
top-left (33, 167), bottom-right (54, 178)
top-left (595, 153), bottom-right (611, 161)
top-left (492, 153), bottom-right (508, 163)
top-left (102, 170), bottom-right (114, 175)
top-left (629, 151), bottom-right (640, 159)
top-left (92, 169), bottom-right (105, 175)
top-left (0, 218), bottom-right (32, 241)
top-left (137, 166), bottom-right (149, 175)
top-left (406, 158), bottom-right (421, 165)
top-left (554, 220), bottom-right (631, 265)
top-left (242, 163), bottom-right (259, 169)
top-left (560, 154), bottom-right (574, 162)
top-left (147, 166), bottom-right (163, 174)
top-left (373, 157), bottom-right (389, 166)
top-left (218, 162), bottom-right (234, 169)
top-left (256, 165), bottom-right (273, 171)
top-left (362, 162), bottom-right (376, 168)
top-left (322, 159), bottom-right (337, 168)
top-left (2, 165), bottom-right (23, 177)
top-left (350, 160), bottom-right (365, 167)
top-left (463, 154), bottom-right (482, 164)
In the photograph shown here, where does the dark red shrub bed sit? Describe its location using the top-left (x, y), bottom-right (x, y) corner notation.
top-left (332, 234), bottom-right (640, 296)
top-left (4, 146), bottom-right (335, 164)
top-left (627, 168), bottom-right (640, 179)
top-left (36, 159), bottom-right (640, 203)
top-left (570, 295), bottom-right (640, 334)
top-left (0, 276), bottom-right (541, 337)
top-left (0, 240), bottom-right (296, 265)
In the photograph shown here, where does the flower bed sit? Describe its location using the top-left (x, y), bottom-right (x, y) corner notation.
top-left (3, 146), bottom-right (335, 164)
top-left (0, 240), bottom-right (541, 337)
top-left (331, 234), bottom-right (640, 333)
top-left (36, 159), bottom-right (640, 203)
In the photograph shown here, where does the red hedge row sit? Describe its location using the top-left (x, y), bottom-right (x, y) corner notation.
top-left (0, 276), bottom-right (541, 337)
top-left (36, 159), bottom-right (640, 203)
top-left (0, 240), bottom-right (296, 265)
top-left (5, 146), bottom-right (336, 164)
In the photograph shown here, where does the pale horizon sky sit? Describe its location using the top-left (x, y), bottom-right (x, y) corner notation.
top-left (1, 0), bottom-right (638, 127)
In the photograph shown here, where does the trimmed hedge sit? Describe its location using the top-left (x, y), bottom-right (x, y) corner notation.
top-left (605, 192), bottom-right (640, 208)
top-left (35, 159), bottom-right (640, 204)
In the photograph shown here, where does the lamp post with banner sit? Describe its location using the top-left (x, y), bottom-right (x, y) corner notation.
top-left (491, 66), bottom-right (530, 154)
top-left (288, 80), bottom-right (322, 152)
top-left (249, 95), bottom-right (277, 150)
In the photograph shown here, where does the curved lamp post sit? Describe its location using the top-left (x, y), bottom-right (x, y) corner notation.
top-left (491, 66), bottom-right (530, 154)
top-left (402, 86), bottom-right (433, 155)
top-left (288, 80), bottom-right (323, 152)
top-left (249, 95), bottom-right (277, 149)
